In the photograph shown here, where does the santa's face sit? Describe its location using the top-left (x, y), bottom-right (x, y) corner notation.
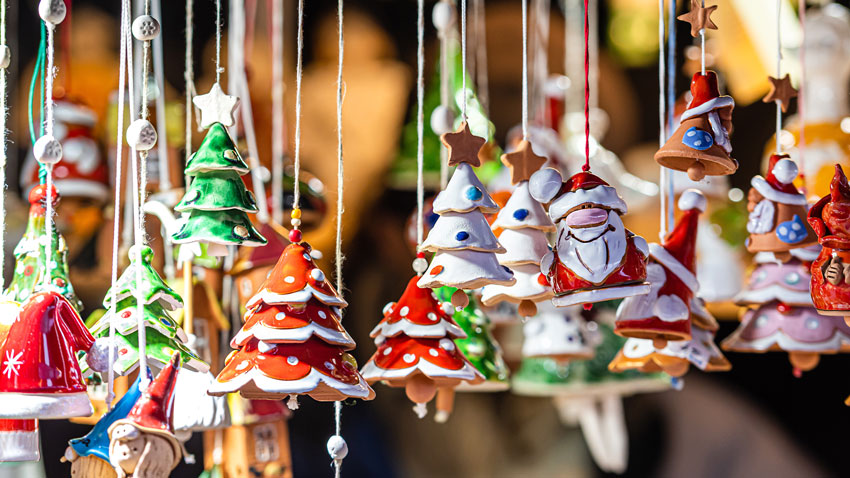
top-left (556, 204), bottom-right (627, 284)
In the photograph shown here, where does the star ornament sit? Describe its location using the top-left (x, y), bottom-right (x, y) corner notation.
top-left (501, 139), bottom-right (547, 184)
top-left (678, 0), bottom-right (718, 38)
top-left (441, 122), bottom-right (486, 167)
top-left (192, 82), bottom-right (241, 129)
top-left (763, 74), bottom-right (798, 113)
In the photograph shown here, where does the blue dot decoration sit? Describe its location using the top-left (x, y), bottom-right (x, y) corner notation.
top-left (681, 127), bottom-right (713, 151)
top-left (513, 208), bottom-right (529, 221)
top-left (456, 231), bottom-right (470, 241)
top-left (465, 186), bottom-right (483, 201)
top-left (775, 215), bottom-right (808, 244)
top-left (160, 317), bottom-right (173, 328)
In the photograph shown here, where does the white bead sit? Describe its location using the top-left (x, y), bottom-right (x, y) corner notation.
top-left (132, 15), bottom-right (161, 41)
top-left (412, 257), bottom-right (428, 274)
top-left (0, 46), bottom-right (11, 69)
top-left (126, 119), bottom-right (157, 151)
top-left (291, 218), bottom-right (302, 227)
top-left (34, 135), bottom-right (63, 165)
top-left (38, 0), bottom-right (66, 24)
top-left (772, 159), bottom-right (798, 185)
top-left (432, 2), bottom-right (456, 31)
top-left (326, 435), bottom-right (348, 461)
top-left (430, 105), bottom-right (455, 136)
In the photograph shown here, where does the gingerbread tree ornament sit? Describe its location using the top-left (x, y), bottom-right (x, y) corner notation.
top-left (361, 277), bottom-right (483, 420)
top-left (209, 242), bottom-right (374, 404)
top-left (481, 140), bottom-right (554, 317)
top-left (172, 122), bottom-right (266, 258)
top-left (418, 123), bottom-right (515, 308)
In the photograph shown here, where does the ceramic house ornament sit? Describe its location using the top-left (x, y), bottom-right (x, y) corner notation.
top-left (361, 277), bottom-right (483, 420)
top-left (746, 154), bottom-right (817, 258)
top-left (808, 164), bottom-right (850, 318)
top-left (655, 70), bottom-right (737, 181)
top-left (210, 242), bottom-right (374, 403)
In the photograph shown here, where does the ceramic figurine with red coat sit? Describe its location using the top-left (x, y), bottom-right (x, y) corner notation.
top-left (655, 71), bottom-right (738, 181)
top-left (529, 169), bottom-right (650, 307)
top-left (809, 164), bottom-right (850, 318)
top-left (615, 190), bottom-right (705, 345)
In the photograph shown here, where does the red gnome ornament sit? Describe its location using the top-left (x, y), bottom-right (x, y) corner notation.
top-left (0, 291), bottom-right (104, 419)
top-left (615, 190), bottom-right (705, 346)
top-left (655, 71), bottom-right (738, 181)
top-left (746, 154), bottom-right (817, 259)
top-left (809, 164), bottom-right (850, 320)
top-left (361, 277), bottom-right (483, 421)
top-left (529, 168), bottom-right (650, 307)
top-left (209, 243), bottom-right (374, 405)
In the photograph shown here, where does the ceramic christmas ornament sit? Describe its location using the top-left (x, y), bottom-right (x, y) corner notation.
top-left (808, 164), bottom-right (850, 317)
top-left (418, 123), bottom-right (515, 309)
top-left (172, 369), bottom-right (231, 442)
top-left (108, 354), bottom-right (183, 478)
top-left (615, 190), bottom-right (704, 344)
top-left (654, 70), bottom-right (737, 181)
top-left (3, 184), bottom-right (82, 311)
top-left (529, 168), bottom-right (650, 307)
top-left (434, 287), bottom-right (511, 391)
top-left (746, 154), bottom-right (817, 257)
top-left (210, 242), bottom-right (374, 403)
top-left (521, 302), bottom-right (596, 360)
top-left (64, 372), bottom-right (147, 477)
top-left (0, 419), bottom-right (39, 462)
top-left (81, 245), bottom-right (207, 376)
top-left (480, 141), bottom-right (555, 317)
top-left (172, 122), bottom-right (266, 258)
top-left (230, 222), bottom-right (291, 314)
top-left (610, 324), bottom-right (731, 377)
top-left (734, 255), bottom-right (817, 307)
top-left (361, 277), bottom-right (483, 420)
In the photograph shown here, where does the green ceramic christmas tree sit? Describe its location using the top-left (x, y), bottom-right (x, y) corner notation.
top-left (172, 122), bottom-right (266, 257)
top-left (435, 286), bottom-right (510, 391)
top-left (80, 245), bottom-right (208, 376)
top-left (3, 184), bottom-right (82, 311)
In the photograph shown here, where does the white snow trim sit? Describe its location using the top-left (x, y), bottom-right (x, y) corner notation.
top-left (0, 392), bottom-right (93, 419)
top-left (733, 285), bottom-right (814, 307)
top-left (246, 285), bottom-right (347, 309)
top-left (552, 283), bottom-right (651, 307)
top-left (232, 321), bottom-right (355, 348)
top-left (751, 176), bottom-right (808, 205)
top-left (652, 294), bottom-right (689, 323)
top-left (208, 366), bottom-right (373, 398)
top-left (728, 329), bottom-right (850, 353)
top-left (54, 179), bottom-right (109, 201)
top-left (0, 430), bottom-right (39, 462)
top-left (708, 111), bottom-right (732, 153)
top-left (680, 96), bottom-right (734, 122)
top-left (369, 320), bottom-right (466, 340)
top-left (360, 358), bottom-right (481, 382)
top-left (480, 264), bottom-right (553, 305)
top-left (417, 249), bottom-right (515, 289)
top-left (549, 184), bottom-right (628, 221)
top-left (648, 244), bottom-right (699, 292)
top-left (420, 209), bottom-right (506, 253)
top-left (492, 182), bottom-right (555, 231)
top-left (432, 163), bottom-right (499, 214)
top-left (677, 189), bottom-right (706, 212)
top-left (791, 247), bottom-right (821, 261)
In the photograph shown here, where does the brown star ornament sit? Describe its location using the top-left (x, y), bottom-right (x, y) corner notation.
top-left (501, 139), bottom-right (547, 185)
top-left (763, 74), bottom-right (798, 113)
top-left (441, 122), bottom-right (486, 167)
top-left (678, 0), bottom-right (718, 38)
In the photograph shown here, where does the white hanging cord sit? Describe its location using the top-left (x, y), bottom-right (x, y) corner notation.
top-left (151, 0), bottom-right (170, 192)
top-left (292, 0), bottom-right (304, 211)
top-left (332, 5), bottom-right (345, 478)
top-left (774, 0), bottom-right (782, 154)
top-left (416, 0), bottom-right (425, 249)
top-left (42, 19), bottom-right (57, 288)
top-left (472, 0), bottom-right (489, 114)
top-left (700, 0), bottom-right (705, 75)
top-left (529, 0), bottom-right (550, 124)
top-left (798, 0), bottom-right (806, 176)
top-left (185, 0), bottom-right (194, 179)
top-left (215, 0), bottom-right (222, 83)
top-left (271, 0), bottom-right (285, 225)
top-left (460, 0), bottom-right (468, 121)
top-left (657, 0), bottom-right (668, 239)
top-left (665, 0), bottom-right (675, 230)
top-left (438, 0), bottom-right (450, 190)
top-left (522, 0), bottom-right (529, 139)
top-left (0, 0), bottom-right (7, 291)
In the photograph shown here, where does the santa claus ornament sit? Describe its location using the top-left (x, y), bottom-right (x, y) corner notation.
top-left (808, 165), bottom-right (850, 319)
top-left (361, 277), bottom-right (483, 420)
top-left (615, 190), bottom-right (705, 345)
top-left (529, 168), bottom-right (650, 308)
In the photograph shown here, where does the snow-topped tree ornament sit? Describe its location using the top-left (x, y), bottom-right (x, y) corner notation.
top-left (3, 184), bottom-right (82, 311)
top-left (418, 123), bottom-right (515, 309)
top-left (172, 122), bottom-right (266, 258)
top-left (361, 277), bottom-right (483, 420)
top-left (480, 140), bottom-right (554, 318)
top-left (209, 242), bottom-right (374, 404)
top-left (529, 168), bottom-right (650, 308)
top-left (434, 287), bottom-right (511, 391)
top-left (615, 190), bottom-right (705, 346)
top-left (81, 245), bottom-right (208, 376)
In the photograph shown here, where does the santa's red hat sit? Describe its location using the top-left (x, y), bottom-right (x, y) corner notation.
top-left (528, 168), bottom-right (627, 221)
top-left (751, 154), bottom-right (807, 206)
top-left (648, 189), bottom-right (704, 293)
top-left (680, 71), bottom-right (735, 123)
top-left (0, 419), bottom-right (39, 462)
top-left (108, 353), bottom-right (182, 469)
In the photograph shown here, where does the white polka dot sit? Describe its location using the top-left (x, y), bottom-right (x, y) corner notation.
top-left (325, 361), bottom-right (335, 371)
top-left (791, 222), bottom-right (802, 231)
top-left (427, 312), bottom-right (438, 322)
top-left (403, 353), bottom-right (416, 363)
top-left (284, 276), bottom-right (296, 284)
top-left (310, 269), bottom-right (325, 281)
top-left (399, 306), bottom-right (410, 317)
top-left (687, 130), bottom-right (696, 137)
top-left (778, 226), bottom-right (788, 236)
top-left (429, 348), bottom-right (439, 357)
top-left (275, 312), bottom-right (287, 321)
top-left (805, 318), bottom-right (819, 330)
top-left (383, 347), bottom-right (393, 355)
top-left (318, 310), bottom-right (327, 319)
top-left (236, 360), bottom-right (250, 371)
top-left (303, 253), bottom-right (312, 261)
top-left (694, 140), bottom-right (702, 146)
top-left (439, 338), bottom-right (455, 351)
top-left (287, 356), bottom-right (299, 365)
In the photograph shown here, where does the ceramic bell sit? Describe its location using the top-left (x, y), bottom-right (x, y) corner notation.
top-left (808, 164), bottom-right (850, 317)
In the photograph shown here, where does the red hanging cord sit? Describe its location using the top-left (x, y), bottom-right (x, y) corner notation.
top-left (582, 0), bottom-right (590, 172)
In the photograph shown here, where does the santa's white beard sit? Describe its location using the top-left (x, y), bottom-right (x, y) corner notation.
top-left (557, 211), bottom-right (628, 284)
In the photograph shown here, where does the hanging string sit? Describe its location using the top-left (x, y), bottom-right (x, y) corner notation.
top-left (774, 0), bottom-right (782, 154)
top-left (0, 0), bottom-right (7, 291)
top-left (700, 0), bottom-right (705, 75)
top-left (271, 0), bottom-right (285, 225)
top-left (521, 0), bottom-right (529, 139)
top-left (151, 0), bottom-right (170, 192)
top-left (27, 28), bottom-right (46, 147)
top-left (43, 18), bottom-right (58, 288)
top-left (292, 0), bottom-right (304, 212)
top-left (472, 0), bottom-right (489, 115)
top-left (657, 0), bottom-right (668, 238)
top-left (460, 0), bottom-right (468, 121)
top-left (582, 0), bottom-right (590, 172)
top-left (332, 4), bottom-right (345, 477)
top-left (588, 0), bottom-right (598, 111)
top-left (215, 0), bottom-right (222, 83)
top-left (416, 0), bottom-right (425, 255)
top-left (438, 0), bottom-right (450, 189)
top-left (665, 0), bottom-right (675, 231)
top-left (185, 0), bottom-right (194, 179)
top-left (798, 0), bottom-right (806, 183)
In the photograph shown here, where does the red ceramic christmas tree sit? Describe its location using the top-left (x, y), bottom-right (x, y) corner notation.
top-left (209, 242), bottom-right (374, 405)
top-left (361, 277), bottom-right (483, 420)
